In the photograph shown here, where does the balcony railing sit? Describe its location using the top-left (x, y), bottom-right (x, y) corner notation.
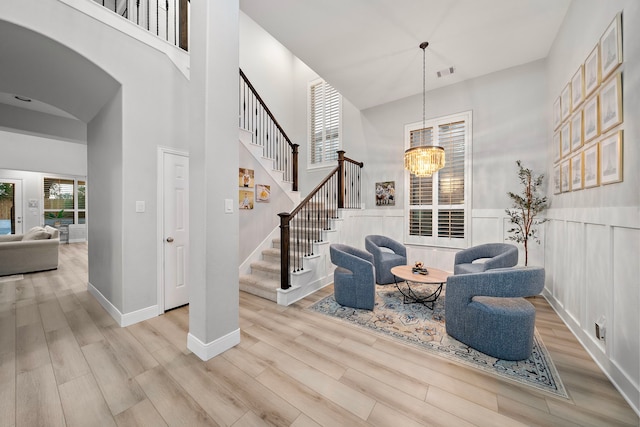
top-left (93, 0), bottom-right (189, 50)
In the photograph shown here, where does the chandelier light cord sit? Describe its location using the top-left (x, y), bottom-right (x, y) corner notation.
top-left (421, 41), bottom-right (428, 145)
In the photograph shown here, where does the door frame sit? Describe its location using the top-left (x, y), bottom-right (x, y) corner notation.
top-left (0, 178), bottom-right (23, 235)
top-left (157, 146), bottom-right (189, 315)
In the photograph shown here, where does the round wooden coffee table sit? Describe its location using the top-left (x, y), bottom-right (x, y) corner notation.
top-left (390, 265), bottom-right (451, 309)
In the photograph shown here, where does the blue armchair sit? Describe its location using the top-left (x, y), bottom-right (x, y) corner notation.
top-left (329, 244), bottom-right (376, 310)
top-left (453, 243), bottom-right (518, 275)
top-left (445, 267), bottom-right (545, 360)
top-left (365, 235), bottom-right (407, 284)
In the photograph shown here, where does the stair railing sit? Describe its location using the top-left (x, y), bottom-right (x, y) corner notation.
top-left (278, 151), bottom-right (363, 290)
top-left (239, 69), bottom-right (299, 191)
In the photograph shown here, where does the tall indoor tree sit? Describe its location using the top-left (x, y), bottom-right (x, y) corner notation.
top-left (506, 161), bottom-right (549, 266)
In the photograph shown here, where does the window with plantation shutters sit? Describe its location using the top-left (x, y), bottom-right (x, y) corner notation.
top-left (309, 79), bottom-right (342, 167)
top-left (404, 111), bottom-right (471, 248)
top-left (43, 177), bottom-right (87, 227)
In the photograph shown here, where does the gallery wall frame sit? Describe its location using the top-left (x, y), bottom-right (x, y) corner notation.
top-left (553, 131), bottom-right (561, 163)
top-left (600, 13), bottom-right (623, 81)
top-left (584, 44), bottom-right (601, 97)
top-left (570, 110), bottom-right (583, 152)
top-left (571, 65), bottom-right (584, 109)
top-left (553, 96), bottom-right (562, 130)
top-left (561, 83), bottom-right (572, 121)
top-left (600, 130), bottom-right (623, 185)
top-left (560, 160), bottom-right (570, 193)
top-left (583, 143), bottom-right (600, 188)
top-left (553, 165), bottom-right (561, 194)
top-left (256, 184), bottom-right (271, 202)
top-left (600, 73), bottom-right (622, 133)
top-left (583, 95), bottom-right (600, 144)
top-left (570, 152), bottom-right (583, 191)
top-left (561, 122), bottom-right (571, 158)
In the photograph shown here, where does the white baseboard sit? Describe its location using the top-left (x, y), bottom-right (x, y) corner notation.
top-left (87, 281), bottom-right (158, 327)
top-left (277, 275), bottom-right (333, 306)
top-left (187, 329), bottom-right (241, 361)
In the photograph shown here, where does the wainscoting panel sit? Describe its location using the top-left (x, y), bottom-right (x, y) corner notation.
top-left (612, 226), bottom-right (640, 383)
top-left (544, 207), bottom-right (639, 415)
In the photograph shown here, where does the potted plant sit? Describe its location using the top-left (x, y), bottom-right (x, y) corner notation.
top-left (505, 161), bottom-right (549, 266)
top-left (47, 209), bottom-right (65, 228)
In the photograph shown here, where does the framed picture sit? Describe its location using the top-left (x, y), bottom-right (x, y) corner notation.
top-left (600, 13), bottom-right (622, 80)
top-left (570, 111), bottom-right (583, 152)
top-left (584, 45), bottom-right (600, 97)
top-left (239, 189), bottom-right (254, 210)
top-left (583, 143), bottom-right (600, 188)
top-left (560, 160), bottom-right (570, 193)
top-left (600, 131), bottom-right (623, 185)
top-left (571, 65), bottom-right (584, 109)
top-left (561, 122), bottom-right (571, 157)
top-left (571, 152), bottom-right (583, 191)
top-left (375, 181), bottom-right (395, 206)
top-left (561, 83), bottom-right (572, 120)
top-left (553, 165), bottom-right (561, 194)
top-left (600, 74), bottom-right (622, 133)
top-left (583, 95), bottom-right (599, 144)
top-left (553, 131), bottom-right (561, 163)
top-left (239, 168), bottom-right (254, 188)
top-left (553, 96), bottom-right (562, 130)
top-left (256, 184), bottom-right (271, 202)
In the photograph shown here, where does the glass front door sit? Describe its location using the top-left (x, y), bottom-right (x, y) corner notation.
top-left (0, 180), bottom-right (22, 235)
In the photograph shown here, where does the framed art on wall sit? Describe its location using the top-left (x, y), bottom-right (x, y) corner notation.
top-left (570, 111), bottom-right (583, 152)
top-left (561, 83), bottom-right (572, 120)
top-left (571, 65), bottom-right (584, 109)
top-left (560, 160), bottom-right (570, 193)
top-left (584, 44), bottom-right (600, 97)
top-left (561, 122), bottom-right (571, 157)
top-left (553, 165), bottom-right (561, 194)
top-left (600, 13), bottom-right (622, 80)
top-left (256, 184), bottom-right (271, 202)
top-left (600, 74), bottom-right (622, 133)
top-left (600, 131), bottom-right (623, 185)
top-left (583, 143), bottom-right (599, 188)
top-left (375, 181), bottom-right (395, 206)
top-left (239, 168), bottom-right (254, 188)
top-left (553, 96), bottom-right (562, 130)
top-left (571, 152), bottom-right (583, 191)
top-left (239, 189), bottom-right (254, 210)
top-left (553, 131), bottom-right (561, 163)
top-left (583, 95), bottom-right (599, 144)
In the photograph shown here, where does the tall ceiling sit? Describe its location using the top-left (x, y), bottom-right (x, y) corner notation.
top-left (240, 0), bottom-right (572, 110)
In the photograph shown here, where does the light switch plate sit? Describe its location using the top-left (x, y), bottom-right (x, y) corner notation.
top-left (225, 199), bottom-right (234, 213)
top-left (136, 201), bottom-right (145, 213)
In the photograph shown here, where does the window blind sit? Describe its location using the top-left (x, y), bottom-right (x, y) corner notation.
top-left (310, 80), bottom-right (341, 165)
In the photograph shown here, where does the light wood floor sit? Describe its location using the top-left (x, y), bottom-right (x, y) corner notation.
top-left (1, 243), bottom-right (638, 427)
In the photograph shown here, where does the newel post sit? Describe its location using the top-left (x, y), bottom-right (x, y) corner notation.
top-left (292, 144), bottom-right (299, 192)
top-left (337, 150), bottom-right (346, 208)
top-left (278, 212), bottom-right (291, 290)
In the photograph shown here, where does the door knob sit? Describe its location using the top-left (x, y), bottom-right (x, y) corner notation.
top-left (166, 237), bottom-right (174, 242)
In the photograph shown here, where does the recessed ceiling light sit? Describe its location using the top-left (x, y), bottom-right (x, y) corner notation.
top-left (14, 95), bottom-right (32, 102)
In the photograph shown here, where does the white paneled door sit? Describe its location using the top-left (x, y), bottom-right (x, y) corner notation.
top-left (163, 151), bottom-right (189, 310)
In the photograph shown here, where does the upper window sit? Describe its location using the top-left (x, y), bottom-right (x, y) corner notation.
top-left (308, 79), bottom-right (342, 168)
top-left (404, 111), bottom-right (472, 248)
top-left (43, 177), bottom-right (86, 226)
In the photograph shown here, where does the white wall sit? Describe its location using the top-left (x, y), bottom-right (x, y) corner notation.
top-left (545, 0), bottom-right (639, 413)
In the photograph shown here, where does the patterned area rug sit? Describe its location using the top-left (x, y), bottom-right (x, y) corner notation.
top-left (308, 283), bottom-right (568, 398)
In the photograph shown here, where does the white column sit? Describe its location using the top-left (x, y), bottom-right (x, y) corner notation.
top-left (187, 0), bottom-right (240, 360)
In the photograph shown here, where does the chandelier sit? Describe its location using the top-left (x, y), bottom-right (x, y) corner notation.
top-left (404, 42), bottom-right (445, 177)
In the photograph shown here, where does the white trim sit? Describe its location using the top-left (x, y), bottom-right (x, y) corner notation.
top-left (88, 281), bottom-right (158, 327)
top-left (157, 147), bottom-right (189, 315)
top-left (187, 329), bottom-right (241, 361)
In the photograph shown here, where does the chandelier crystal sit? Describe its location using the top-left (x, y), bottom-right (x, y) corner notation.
top-left (404, 41), bottom-right (445, 177)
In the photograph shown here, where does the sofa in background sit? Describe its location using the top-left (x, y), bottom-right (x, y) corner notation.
top-left (330, 243), bottom-right (376, 310)
top-left (365, 235), bottom-right (407, 284)
top-left (453, 243), bottom-right (518, 275)
top-left (0, 226), bottom-right (60, 276)
top-left (445, 266), bottom-right (545, 360)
